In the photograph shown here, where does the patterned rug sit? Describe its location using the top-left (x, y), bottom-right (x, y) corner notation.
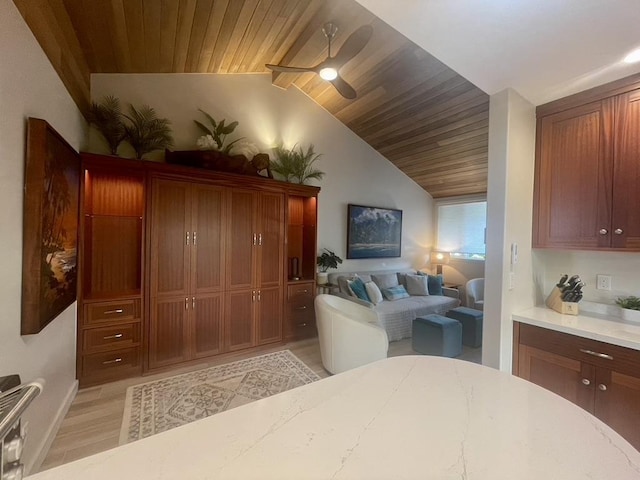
top-left (119, 350), bottom-right (320, 444)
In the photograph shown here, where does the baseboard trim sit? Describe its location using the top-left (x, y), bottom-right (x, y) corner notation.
top-left (26, 379), bottom-right (78, 475)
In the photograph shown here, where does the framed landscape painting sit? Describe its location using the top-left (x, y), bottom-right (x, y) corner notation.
top-left (347, 204), bottom-right (402, 259)
top-left (21, 118), bottom-right (80, 334)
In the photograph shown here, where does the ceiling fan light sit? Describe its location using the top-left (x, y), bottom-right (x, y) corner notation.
top-left (623, 48), bottom-right (640, 64)
top-left (319, 67), bottom-right (338, 80)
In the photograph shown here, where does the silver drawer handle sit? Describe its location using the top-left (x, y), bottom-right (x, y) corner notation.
top-left (297, 305), bottom-right (307, 310)
top-left (102, 358), bottom-right (122, 365)
top-left (581, 378), bottom-right (591, 386)
top-left (103, 309), bottom-right (124, 315)
top-left (579, 348), bottom-right (613, 360)
top-left (598, 384), bottom-right (608, 391)
top-left (614, 228), bottom-right (623, 235)
top-left (103, 333), bottom-right (123, 340)
top-left (298, 323), bottom-right (307, 327)
top-left (599, 228), bottom-right (608, 235)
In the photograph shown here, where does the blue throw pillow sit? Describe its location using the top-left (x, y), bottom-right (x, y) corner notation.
top-left (348, 277), bottom-right (371, 302)
top-left (382, 285), bottom-right (410, 301)
top-left (427, 275), bottom-right (443, 295)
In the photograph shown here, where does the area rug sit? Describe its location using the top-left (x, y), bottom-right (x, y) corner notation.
top-left (119, 350), bottom-right (320, 444)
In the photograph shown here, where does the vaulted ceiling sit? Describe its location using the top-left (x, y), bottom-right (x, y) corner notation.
top-left (13, 0), bottom-right (489, 198)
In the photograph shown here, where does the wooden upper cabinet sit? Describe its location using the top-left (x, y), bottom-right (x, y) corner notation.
top-left (534, 100), bottom-right (614, 249)
top-left (534, 78), bottom-right (640, 251)
top-left (612, 91), bottom-right (640, 249)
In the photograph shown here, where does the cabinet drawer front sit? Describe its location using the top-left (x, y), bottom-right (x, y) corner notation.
top-left (518, 323), bottom-right (640, 377)
top-left (82, 347), bottom-right (141, 376)
top-left (288, 283), bottom-right (314, 299)
top-left (82, 323), bottom-right (140, 353)
top-left (84, 299), bottom-right (139, 325)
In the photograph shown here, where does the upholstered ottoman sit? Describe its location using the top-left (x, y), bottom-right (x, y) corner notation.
top-left (446, 307), bottom-right (483, 347)
top-left (412, 314), bottom-right (462, 357)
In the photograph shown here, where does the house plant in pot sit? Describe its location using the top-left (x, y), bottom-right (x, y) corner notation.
top-left (316, 249), bottom-right (342, 285)
top-left (616, 296), bottom-right (640, 323)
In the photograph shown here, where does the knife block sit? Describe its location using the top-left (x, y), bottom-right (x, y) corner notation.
top-left (545, 286), bottom-right (579, 315)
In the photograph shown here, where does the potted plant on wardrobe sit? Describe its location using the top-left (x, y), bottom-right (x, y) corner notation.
top-left (316, 249), bottom-right (342, 285)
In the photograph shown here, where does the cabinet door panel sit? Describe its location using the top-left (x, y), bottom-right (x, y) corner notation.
top-left (149, 297), bottom-right (189, 369)
top-left (192, 185), bottom-right (225, 293)
top-left (227, 190), bottom-right (256, 290)
top-left (256, 286), bottom-right (282, 345)
top-left (518, 345), bottom-right (594, 412)
top-left (226, 290), bottom-right (255, 351)
top-left (594, 368), bottom-right (640, 450)
top-left (258, 193), bottom-right (284, 287)
top-left (150, 180), bottom-right (191, 296)
top-left (612, 91), bottom-right (640, 249)
top-left (534, 101), bottom-right (613, 248)
top-left (193, 293), bottom-right (224, 358)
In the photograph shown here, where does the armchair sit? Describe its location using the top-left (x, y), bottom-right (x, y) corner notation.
top-left (465, 278), bottom-right (485, 310)
top-left (314, 294), bottom-right (388, 374)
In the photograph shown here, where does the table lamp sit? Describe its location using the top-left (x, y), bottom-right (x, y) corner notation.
top-left (430, 251), bottom-right (450, 276)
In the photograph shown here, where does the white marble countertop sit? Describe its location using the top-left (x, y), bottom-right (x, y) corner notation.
top-left (513, 306), bottom-right (640, 350)
top-left (29, 356), bottom-right (640, 479)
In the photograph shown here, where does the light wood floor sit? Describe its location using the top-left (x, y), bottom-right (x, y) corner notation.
top-left (37, 337), bottom-right (481, 473)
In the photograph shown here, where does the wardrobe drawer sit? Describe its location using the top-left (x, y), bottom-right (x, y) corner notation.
top-left (288, 282), bottom-right (314, 298)
top-left (82, 323), bottom-right (140, 353)
top-left (84, 299), bottom-right (139, 325)
top-left (81, 347), bottom-right (141, 378)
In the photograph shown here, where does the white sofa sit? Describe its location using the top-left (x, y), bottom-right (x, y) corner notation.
top-left (327, 270), bottom-right (460, 342)
top-left (314, 294), bottom-right (388, 374)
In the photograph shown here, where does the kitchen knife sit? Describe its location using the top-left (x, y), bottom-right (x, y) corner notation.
top-left (557, 274), bottom-right (568, 288)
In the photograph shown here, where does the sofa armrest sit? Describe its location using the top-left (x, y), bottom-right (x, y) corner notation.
top-left (442, 287), bottom-right (460, 300)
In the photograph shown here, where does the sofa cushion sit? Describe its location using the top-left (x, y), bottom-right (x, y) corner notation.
top-left (372, 273), bottom-right (400, 290)
top-left (382, 285), bottom-right (410, 301)
top-left (348, 277), bottom-right (371, 302)
top-left (337, 274), bottom-right (372, 296)
top-left (365, 281), bottom-right (384, 305)
top-left (427, 275), bottom-right (444, 295)
top-left (405, 274), bottom-right (430, 296)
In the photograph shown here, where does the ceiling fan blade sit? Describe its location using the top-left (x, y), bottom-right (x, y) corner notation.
top-left (330, 75), bottom-right (357, 99)
top-left (265, 64), bottom-right (314, 73)
top-left (331, 25), bottom-right (373, 67)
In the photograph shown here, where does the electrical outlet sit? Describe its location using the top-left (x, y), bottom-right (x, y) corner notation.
top-left (596, 274), bottom-right (612, 291)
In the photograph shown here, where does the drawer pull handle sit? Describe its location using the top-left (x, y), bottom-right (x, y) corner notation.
top-left (598, 384), bottom-right (608, 391)
top-left (103, 333), bottom-right (123, 340)
top-left (104, 309), bottom-right (124, 315)
top-left (599, 228), bottom-right (608, 235)
top-left (581, 378), bottom-right (591, 386)
top-left (297, 306), bottom-right (307, 310)
top-left (301, 289), bottom-right (308, 293)
top-left (614, 228), bottom-right (623, 235)
top-left (579, 348), bottom-right (613, 360)
top-left (298, 323), bottom-right (307, 327)
top-left (102, 358), bottom-right (122, 365)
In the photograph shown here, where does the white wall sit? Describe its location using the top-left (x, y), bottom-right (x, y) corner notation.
top-left (0, 0), bottom-right (87, 473)
top-left (484, 89), bottom-right (536, 371)
top-left (90, 74), bottom-right (435, 272)
top-left (533, 250), bottom-right (640, 307)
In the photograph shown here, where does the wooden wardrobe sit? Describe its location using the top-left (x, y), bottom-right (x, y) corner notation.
top-left (77, 153), bottom-right (319, 386)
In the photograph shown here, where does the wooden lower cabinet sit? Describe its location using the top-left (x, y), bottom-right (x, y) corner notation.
top-left (225, 287), bottom-right (283, 351)
top-left (514, 322), bottom-right (640, 449)
top-left (286, 282), bottom-right (316, 340)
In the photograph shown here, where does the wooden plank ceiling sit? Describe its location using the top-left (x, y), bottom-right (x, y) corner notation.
top-left (13, 0), bottom-right (489, 198)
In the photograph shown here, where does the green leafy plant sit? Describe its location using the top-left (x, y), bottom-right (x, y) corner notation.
top-left (271, 144), bottom-right (325, 185)
top-left (616, 296), bottom-right (640, 311)
top-left (123, 104), bottom-right (174, 159)
top-left (194, 109), bottom-right (241, 154)
top-left (87, 95), bottom-right (126, 155)
top-left (317, 249), bottom-right (343, 272)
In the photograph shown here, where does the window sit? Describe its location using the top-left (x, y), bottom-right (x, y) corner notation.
top-left (436, 198), bottom-right (486, 260)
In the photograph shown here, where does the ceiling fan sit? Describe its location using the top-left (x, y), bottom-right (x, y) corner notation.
top-left (266, 23), bottom-right (373, 99)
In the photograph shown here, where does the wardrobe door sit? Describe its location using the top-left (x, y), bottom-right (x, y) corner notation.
top-left (257, 192), bottom-right (285, 288)
top-left (148, 179), bottom-right (191, 368)
top-left (226, 190), bottom-right (257, 290)
top-left (226, 290), bottom-right (255, 351)
top-left (192, 293), bottom-right (224, 358)
top-left (256, 286), bottom-right (283, 345)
